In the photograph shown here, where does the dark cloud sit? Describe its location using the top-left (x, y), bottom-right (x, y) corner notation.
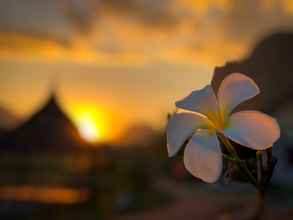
top-left (0, 0), bottom-right (182, 47)
top-left (98, 0), bottom-right (182, 28)
top-left (222, 0), bottom-right (293, 42)
top-left (0, 0), bottom-right (97, 46)
top-left (0, 1), bottom-right (69, 45)
top-left (64, 0), bottom-right (98, 34)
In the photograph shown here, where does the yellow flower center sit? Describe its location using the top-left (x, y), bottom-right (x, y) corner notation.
top-left (206, 109), bottom-right (229, 132)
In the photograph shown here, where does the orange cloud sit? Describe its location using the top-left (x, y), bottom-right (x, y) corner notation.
top-left (0, 32), bottom-right (147, 67)
top-left (178, 0), bottom-right (231, 14)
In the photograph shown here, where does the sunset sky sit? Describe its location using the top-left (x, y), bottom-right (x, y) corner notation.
top-left (0, 0), bottom-right (293, 142)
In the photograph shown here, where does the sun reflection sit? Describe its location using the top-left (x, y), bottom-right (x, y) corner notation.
top-left (0, 186), bottom-right (89, 204)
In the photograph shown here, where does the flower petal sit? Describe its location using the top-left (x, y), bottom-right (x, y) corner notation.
top-left (183, 129), bottom-right (222, 183)
top-left (167, 113), bottom-right (210, 157)
top-left (176, 85), bottom-right (218, 117)
top-left (224, 111), bottom-right (280, 150)
top-left (217, 73), bottom-right (260, 114)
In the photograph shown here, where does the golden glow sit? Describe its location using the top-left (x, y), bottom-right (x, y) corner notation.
top-left (284, 0), bottom-right (293, 14)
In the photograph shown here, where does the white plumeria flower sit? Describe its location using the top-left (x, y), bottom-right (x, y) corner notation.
top-left (167, 73), bottom-right (280, 183)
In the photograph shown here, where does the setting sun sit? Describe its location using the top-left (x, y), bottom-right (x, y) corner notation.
top-left (65, 102), bottom-right (125, 144)
top-left (68, 104), bottom-right (110, 143)
top-left (78, 117), bottom-right (101, 143)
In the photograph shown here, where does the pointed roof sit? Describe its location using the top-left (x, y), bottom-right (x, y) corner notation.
top-left (1, 92), bottom-right (85, 152)
top-left (35, 92), bottom-right (64, 117)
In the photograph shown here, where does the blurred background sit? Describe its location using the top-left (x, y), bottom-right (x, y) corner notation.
top-left (1, 0), bottom-right (293, 219)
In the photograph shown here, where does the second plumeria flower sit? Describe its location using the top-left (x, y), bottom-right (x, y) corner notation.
top-left (167, 73), bottom-right (280, 183)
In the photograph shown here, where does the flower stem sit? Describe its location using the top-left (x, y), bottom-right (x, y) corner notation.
top-left (220, 135), bottom-right (266, 219)
top-left (218, 134), bottom-right (257, 186)
top-left (222, 153), bottom-right (237, 162)
top-left (219, 135), bottom-right (269, 220)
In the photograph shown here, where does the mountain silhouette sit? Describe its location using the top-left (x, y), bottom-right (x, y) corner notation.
top-left (212, 31), bottom-right (293, 114)
top-left (0, 93), bottom-right (85, 152)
